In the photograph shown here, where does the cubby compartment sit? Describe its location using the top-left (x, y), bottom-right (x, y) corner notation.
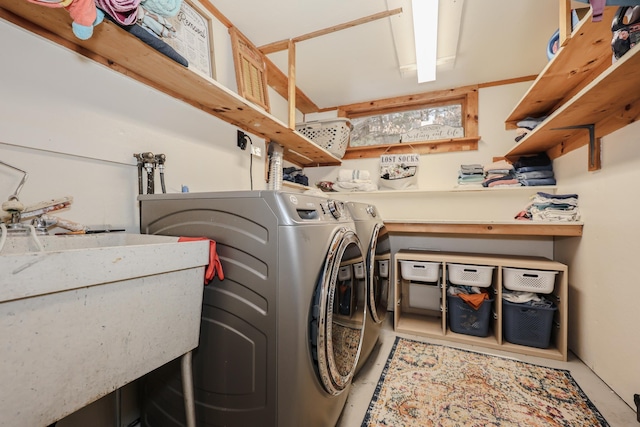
top-left (394, 250), bottom-right (568, 361)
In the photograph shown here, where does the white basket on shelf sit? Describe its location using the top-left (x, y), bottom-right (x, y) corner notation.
top-left (296, 118), bottom-right (351, 158)
top-left (447, 263), bottom-right (494, 287)
top-left (399, 261), bottom-right (441, 282)
top-left (503, 267), bottom-right (558, 294)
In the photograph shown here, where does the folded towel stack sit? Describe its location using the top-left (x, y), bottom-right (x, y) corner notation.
top-left (457, 164), bottom-right (484, 186)
top-left (515, 191), bottom-right (580, 221)
top-left (333, 169), bottom-right (377, 192)
top-left (482, 159), bottom-right (519, 188)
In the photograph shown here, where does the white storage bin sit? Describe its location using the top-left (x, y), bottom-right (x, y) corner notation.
top-left (378, 260), bottom-right (389, 278)
top-left (353, 262), bottom-right (365, 279)
top-left (408, 283), bottom-right (441, 311)
top-left (447, 263), bottom-right (494, 287)
top-left (400, 261), bottom-right (441, 282)
top-left (503, 267), bottom-right (558, 294)
top-left (338, 265), bottom-right (352, 281)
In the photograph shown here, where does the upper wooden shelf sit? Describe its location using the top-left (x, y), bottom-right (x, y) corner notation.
top-left (384, 220), bottom-right (583, 237)
top-left (0, 1), bottom-right (341, 167)
top-left (504, 7), bottom-right (640, 161)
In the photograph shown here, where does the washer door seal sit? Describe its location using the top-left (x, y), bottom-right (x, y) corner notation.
top-left (311, 228), bottom-right (365, 396)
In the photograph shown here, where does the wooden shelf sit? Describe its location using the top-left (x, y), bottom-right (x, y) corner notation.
top-left (504, 7), bottom-right (640, 162)
top-left (384, 220), bottom-right (583, 237)
top-left (0, 1), bottom-right (341, 168)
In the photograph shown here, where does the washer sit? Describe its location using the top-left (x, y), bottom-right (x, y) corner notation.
top-left (344, 202), bottom-right (390, 375)
top-left (138, 191), bottom-right (366, 427)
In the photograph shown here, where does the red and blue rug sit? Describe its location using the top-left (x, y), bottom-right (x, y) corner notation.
top-left (362, 337), bottom-right (608, 426)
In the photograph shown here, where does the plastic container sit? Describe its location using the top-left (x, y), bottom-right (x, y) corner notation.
top-left (353, 262), bottom-right (365, 279)
top-left (503, 299), bottom-right (557, 348)
top-left (408, 282), bottom-right (441, 311)
top-left (447, 263), bottom-right (494, 287)
top-left (503, 267), bottom-right (558, 294)
top-left (447, 294), bottom-right (494, 337)
top-left (399, 261), bottom-right (441, 282)
top-left (295, 118), bottom-right (351, 158)
top-left (378, 259), bottom-right (389, 278)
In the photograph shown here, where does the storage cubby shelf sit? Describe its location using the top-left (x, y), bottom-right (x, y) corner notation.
top-left (394, 250), bottom-right (568, 361)
top-left (0, 1), bottom-right (341, 167)
top-left (504, 7), bottom-right (640, 162)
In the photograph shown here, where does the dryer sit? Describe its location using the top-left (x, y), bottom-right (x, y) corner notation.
top-left (344, 202), bottom-right (390, 375)
top-left (138, 191), bottom-right (366, 427)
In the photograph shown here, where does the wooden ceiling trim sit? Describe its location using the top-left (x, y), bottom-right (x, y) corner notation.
top-left (258, 8), bottom-right (403, 55)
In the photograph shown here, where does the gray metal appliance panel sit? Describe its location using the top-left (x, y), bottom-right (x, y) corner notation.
top-left (139, 191), bottom-right (355, 427)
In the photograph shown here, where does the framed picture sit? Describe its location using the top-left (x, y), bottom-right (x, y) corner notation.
top-left (165, 0), bottom-right (215, 78)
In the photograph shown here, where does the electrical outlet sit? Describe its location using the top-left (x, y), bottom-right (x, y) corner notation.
top-left (237, 130), bottom-right (247, 150)
top-left (251, 146), bottom-right (262, 157)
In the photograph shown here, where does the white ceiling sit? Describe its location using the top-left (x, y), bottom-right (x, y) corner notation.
top-left (211, 0), bottom-right (561, 109)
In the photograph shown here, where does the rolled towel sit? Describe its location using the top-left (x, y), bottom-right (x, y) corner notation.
top-left (337, 169), bottom-right (370, 182)
top-left (96, 0), bottom-right (141, 25)
top-left (141, 0), bottom-right (182, 17)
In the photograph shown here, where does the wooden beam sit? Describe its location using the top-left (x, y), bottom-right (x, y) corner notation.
top-left (264, 57), bottom-right (319, 114)
top-left (258, 8), bottom-right (403, 54)
top-left (560, 0), bottom-right (572, 47)
top-left (288, 40), bottom-right (296, 129)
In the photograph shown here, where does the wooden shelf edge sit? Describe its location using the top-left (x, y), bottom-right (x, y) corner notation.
top-left (505, 7), bottom-right (618, 128)
top-left (384, 221), bottom-right (583, 237)
top-left (0, 1), bottom-right (341, 168)
top-left (505, 44), bottom-right (640, 160)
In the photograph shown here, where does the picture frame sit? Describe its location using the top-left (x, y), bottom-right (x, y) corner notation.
top-left (165, 0), bottom-right (216, 79)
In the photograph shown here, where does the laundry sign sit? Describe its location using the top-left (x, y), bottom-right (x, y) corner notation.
top-left (379, 154), bottom-right (419, 190)
top-left (380, 153), bottom-right (420, 166)
top-left (402, 124), bottom-right (464, 142)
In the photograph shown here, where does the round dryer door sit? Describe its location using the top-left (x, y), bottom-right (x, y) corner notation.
top-left (310, 228), bottom-right (366, 396)
top-left (368, 224), bottom-right (391, 324)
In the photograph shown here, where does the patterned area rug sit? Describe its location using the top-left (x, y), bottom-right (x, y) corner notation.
top-left (362, 337), bottom-right (609, 426)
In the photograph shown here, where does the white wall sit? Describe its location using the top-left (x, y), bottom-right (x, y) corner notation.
top-left (554, 122), bottom-right (640, 409)
top-left (0, 19), bottom-right (267, 237)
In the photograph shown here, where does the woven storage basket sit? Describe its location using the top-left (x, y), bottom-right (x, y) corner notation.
top-left (296, 118), bottom-right (351, 158)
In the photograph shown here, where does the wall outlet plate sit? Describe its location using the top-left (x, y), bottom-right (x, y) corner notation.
top-left (251, 146), bottom-right (262, 157)
top-left (237, 130), bottom-right (247, 150)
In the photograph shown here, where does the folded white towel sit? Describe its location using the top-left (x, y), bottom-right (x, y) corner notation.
top-left (333, 181), bottom-right (378, 192)
top-left (337, 169), bottom-right (370, 182)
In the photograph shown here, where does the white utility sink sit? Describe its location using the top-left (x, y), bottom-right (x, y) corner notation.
top-left (0, 233), bottom-right (209, 427)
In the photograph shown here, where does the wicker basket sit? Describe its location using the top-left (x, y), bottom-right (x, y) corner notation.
top-left (296, 118), bottom-right (351, 158)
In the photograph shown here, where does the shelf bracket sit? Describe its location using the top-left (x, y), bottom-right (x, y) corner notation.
top-left (551, 124), bottom-right (601, 171)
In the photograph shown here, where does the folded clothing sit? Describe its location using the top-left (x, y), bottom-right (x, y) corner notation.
top-left (513, 152), bottom-right (552, 169)
top-left (96, 0), bottom-right (141, 25)
top-left (103, 11), bottom-right (188, 66)
top-left (484, 159), bottom-right (514, 174)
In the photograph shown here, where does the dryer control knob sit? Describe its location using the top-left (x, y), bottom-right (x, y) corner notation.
top-left (327, 199), bottom-right (343, 219)
top-left (366, 205), bottom-right (377, 217)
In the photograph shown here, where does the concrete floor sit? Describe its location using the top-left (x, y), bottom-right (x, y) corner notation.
top-left (337, 317), bottom-right (637, 427)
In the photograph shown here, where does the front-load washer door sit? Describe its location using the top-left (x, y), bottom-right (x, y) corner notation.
top-left (369, 224), bottom-right (391, 324)
top-left (311, 228), bottom-right (366, 396)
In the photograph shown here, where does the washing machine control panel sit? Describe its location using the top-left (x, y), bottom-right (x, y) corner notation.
top-left (323, 199), bottom-right (345, 219)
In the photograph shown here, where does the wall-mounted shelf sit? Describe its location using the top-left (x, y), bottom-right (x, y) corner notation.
top-left (504, 7), bottom-right (640, 163)
top-left (384, 220), bottom-right (583, 237)
top-left (0, 1), bottom-right (341, 167)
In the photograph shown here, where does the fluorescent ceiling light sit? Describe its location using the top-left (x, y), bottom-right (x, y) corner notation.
top-left (388, 0), bottom-right (464, 81)
top-left (412, 0), bottom-right (438, 83)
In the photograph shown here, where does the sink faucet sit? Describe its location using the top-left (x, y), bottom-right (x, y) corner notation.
top-left (0, 160), bottom-right (28, 233)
